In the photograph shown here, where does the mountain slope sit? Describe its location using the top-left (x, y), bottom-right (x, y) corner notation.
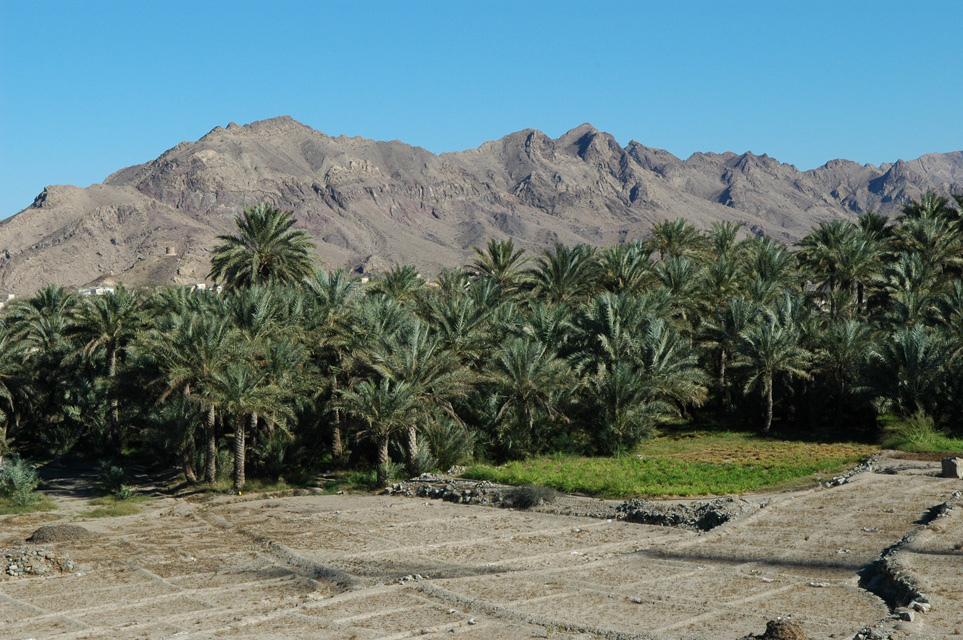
top-left (1, 116), bottom-right (961, 296)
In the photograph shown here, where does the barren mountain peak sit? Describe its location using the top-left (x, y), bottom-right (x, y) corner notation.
top-left (1, 119), bottom-right (961, 296)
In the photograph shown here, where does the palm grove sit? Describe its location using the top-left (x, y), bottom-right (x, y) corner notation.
top-left (2, 195), bottom-right (962, 490)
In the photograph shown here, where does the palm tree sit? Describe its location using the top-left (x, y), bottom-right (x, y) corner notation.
top-left (646, 218), bottom-right (707, 261)
top-left (369, 320), bottom-right (470, 475)
top-left (597, 241), bottom-right (652, 295)
top-left (732, 315), bottom-right (812, 433)
top-left (0, 328), bottom-right (22, 467)
top-left (529, 243), bottom-right (599, 306)
top-left (6, 286), bottom-right (81, 443)
top-left (487, 338), bottom-right (571, 458)
top-left (144, 313), bottom-right (238, 483)
top-left (303, 269), bottom-right (360, 462)
top-left (471, 238), bottom-right (530, 295)
top-left (705, 221), bottom-right (745, 260)
top-left (74, 285), bottom-right (144, 450)
top-left (812, 319), bottom-right (875, 428)
top-left (338, 378), bottom-right (419, 487)
top-left (868, 324), bottom-right (949, 417)
top-left (368, 264), bottom-right (425, 304)
top-left (206, 359), bottom-right (286, 492)
top-left (697, 297), bottom-right (759, 408)
top-left (209, 203), bottom-right (317, 288)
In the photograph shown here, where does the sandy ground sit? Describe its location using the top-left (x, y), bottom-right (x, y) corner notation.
top-left (0, 454), bottom-right (960, 640)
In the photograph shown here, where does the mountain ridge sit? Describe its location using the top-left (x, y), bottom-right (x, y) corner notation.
top-left (1, 116), bottom-right (961, 296)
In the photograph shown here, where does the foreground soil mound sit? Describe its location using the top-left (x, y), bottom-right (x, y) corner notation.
top-left (740, 618), bottom-right (810, 639)
top-left (26, 524), bottom-right (96, 543)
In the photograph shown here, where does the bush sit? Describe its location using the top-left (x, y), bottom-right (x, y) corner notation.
top-left (883, 411), bottom-right (963, 452)
top-left (504, 485), bottom-right (559, 509)
top-left (97, 462), bottom-right (133, 500)
top-left (424, 419), bottom-right (475, 472)
top-left (0, 456), bottom-right (41, 506)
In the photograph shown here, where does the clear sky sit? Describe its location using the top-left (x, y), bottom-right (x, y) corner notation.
top-left (2, 1), bottom-right (962, 219)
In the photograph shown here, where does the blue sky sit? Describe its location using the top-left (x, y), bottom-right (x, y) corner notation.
top-left (2, 1), bottom-right (962, 219)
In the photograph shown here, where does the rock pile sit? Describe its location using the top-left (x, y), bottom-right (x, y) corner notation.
top-left (616, 496), bottom-right (756, 531)
top-left (391, 476), bottom-right (758, 531)
top-left (824, 453), bottom-right (881, 487)
top-left (1, 546), bottom-right (77, 579)
top-left (388, 476), bottom-right (507, 506)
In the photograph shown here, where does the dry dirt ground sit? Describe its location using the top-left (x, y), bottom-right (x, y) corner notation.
top-left (0, 454), bottom-right (961, 640)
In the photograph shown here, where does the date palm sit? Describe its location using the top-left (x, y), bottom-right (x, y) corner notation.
top-left (74, 285), bottom-right (144, 449)
top-left (487, 338), bottom-right (571, 458)
top-left (868, 324), bottom-right (949, 416)
top-left (209, 203), bottom-right (317, 288)
top-left (732, 315), bottom-right (812, 433)
top-left (338, 378), bottom-right (419, 487)
top-left (646, 218), bottom-right (707, 261)
top-left (369, 320), bottom-right (470, 475)
top-left (697, 297), bottom-right (759, 407)
top-left (471, 238), bottom-right (530, 296)
top-left (529, 243), bottom-right (599, 306)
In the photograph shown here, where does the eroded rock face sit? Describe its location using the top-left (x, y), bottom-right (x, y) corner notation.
top-left (2, 117), bottom-right (961, 295)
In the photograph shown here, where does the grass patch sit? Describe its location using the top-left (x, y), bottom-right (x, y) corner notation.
top-left (83, 494), bottom-right (150, 518)
top-left (881, 413), bottom-right (963, 453)
top-left (0, 495), bottom-right (57, 515)
top-left (464, 430), bottom-right (877, 498)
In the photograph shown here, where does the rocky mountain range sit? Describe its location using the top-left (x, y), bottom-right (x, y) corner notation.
top-left (1, 116), bottom-right (962, 296)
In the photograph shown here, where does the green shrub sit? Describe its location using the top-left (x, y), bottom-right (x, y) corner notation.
top-left (884, 412), bottom-right (963, 452)
top-left (424, 419), bottom-right (475, 472)
top-left (97, 462), bottom-right (133, 500)
top-left (0, 456), bottom-right (41, 506)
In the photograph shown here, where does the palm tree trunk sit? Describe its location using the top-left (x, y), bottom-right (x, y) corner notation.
top-left (376, 434), bottom-right (390, 488)
top-left (331, 378), bottom-right (344, 463)
top-left (233, 414), bottom-right (252, 492)
top-left (107, 345), bottom-right (122, 450)
top-left (182, 450), bottom-right (197, 484)
top-left (205, 405), bottom-right (217, 484)
top-left (331, 425), bottom-right (344, 463)
top-left (405, 425), bottom-right (418, 477)
top-left (717, 348), bottom-right (727, 410)
top-left (762, 376), bottom-right (774, 434)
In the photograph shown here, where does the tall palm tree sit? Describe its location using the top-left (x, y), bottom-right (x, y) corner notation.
top-left (529, 243), bottom-right (599, 306)
top-left (369, 320), bottom-right (470, 475)
top-left (74, 285), bottom-right (144, 449)
top-left (646, 218), bottom-right (707, 261)
top-left (732, 315), bottom-right (812, 433)
top-left (868, 324), bottom-right (949, 417)
top-left (697, 297), bottom-right (759, 407)
top-left (303, 269), bottom-right (360, 462)
top-left (144, 314), bottom-right (238, 483)
top-left (487, 338), bottom-right (571, 457)
top-left (209, 203), bottom-right (317, 288)
top-left (338, 378), bottom-right (419, 487)
top-left (812, 319), bottom-right (875, 428)
top-left (471, 238), bottom-right (530, 295)
top-left (206, 359), bottom-right (286, 492)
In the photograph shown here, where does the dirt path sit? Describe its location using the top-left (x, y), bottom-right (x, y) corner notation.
top-left (0, 453), bottom-right (960, 639)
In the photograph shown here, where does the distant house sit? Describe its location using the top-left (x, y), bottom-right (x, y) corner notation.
top-left (78, 286), bottom-right (115, 296)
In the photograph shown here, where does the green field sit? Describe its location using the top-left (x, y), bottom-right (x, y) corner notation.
top-left (464, 430), bottom-right (878, 498)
